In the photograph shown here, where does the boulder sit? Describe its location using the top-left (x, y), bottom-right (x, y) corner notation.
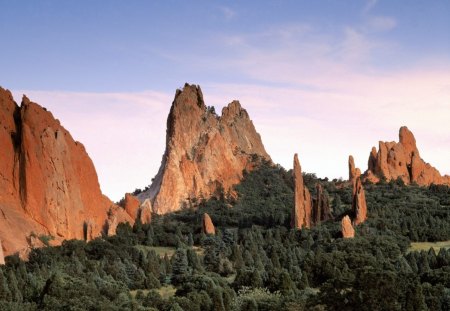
top-left (341, 216), bottom-right (355, 238)
top-left (202, 213), bottom-right (215, 235)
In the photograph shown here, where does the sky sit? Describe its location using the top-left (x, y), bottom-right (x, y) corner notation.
top-left (1, 0), bottom-right (449, 201)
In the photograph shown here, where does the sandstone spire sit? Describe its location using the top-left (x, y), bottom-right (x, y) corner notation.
top-left (312, 183), bottom-right (332, 225)
top-left (341, 216), bottom-right (355, 238)
top-left (291, 153), bottom-right (312, 229)
top-left (352, 177), bottom-right (367, 225)
top-left (138, 83), bottom-right (271, 214)
top-left (348, 155), bottom-right (361, 183)
top-left (0, 86), bottom-right (133, 257)
top-left (202, 213), bottom-right (215, 235)
top-left (364, 126), bottom-right (450, 186)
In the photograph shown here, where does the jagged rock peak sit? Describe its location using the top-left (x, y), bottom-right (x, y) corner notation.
top-left (352, 177), bottom-right (367, 225)
top-left (0, 86), bottom-right (133, 257)
top-left (139, 83), bottom-right (271, 214)
top-left (364, 126), bottom-right (450, 186)
top-left (291, 153), bottom-right (312, 230)
top-left (202, 213), bottom-right (215, 235)
top-left (341, 216), bottom-right (355, 238)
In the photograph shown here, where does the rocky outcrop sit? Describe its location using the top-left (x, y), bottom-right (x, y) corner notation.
top-left (364, 126), bottom-right (450, 186)
top-left (352, 177), bottom-right (367, 225)
top-left (348, 155), bottom-right (361, 183)
top-left (291, 153), bottom-right (312, 229)
top-left (341, 216), bottom-right (355, 238)
top-left (138, 83), bottom-right (271, 214)
top-left (0, 87), bottom-right (133, 256)
top-left (0, 240), bottom-right (5, 265)
top-left (124, 193), bottom-right (141, 220)
top-left (202, 213), bottom-right (215, 235)
top-left (139, 199), bottom-right (152, 224)
top-left (312, 183), bottom-right (332, 225)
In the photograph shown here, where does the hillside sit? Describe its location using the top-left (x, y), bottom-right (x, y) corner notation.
top-left (1, 160), bottom-right (450, 310)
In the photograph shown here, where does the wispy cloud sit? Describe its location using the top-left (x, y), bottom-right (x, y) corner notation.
top-left (367, 16), bottom-right (397, 32)
top-left (219, 6), bottom-right (236, 20)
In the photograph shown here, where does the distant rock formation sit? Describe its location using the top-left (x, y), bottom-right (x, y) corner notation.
top-left (348, 155), bottom-right (361, 183)
top-left (138, 83), bottom-right (271, 214)
top-left (312, 183), bottom-right (333, 225)
top-left (352, 177), bottom-right (367, 225)
top-left (139, 199), bottom-right (152, 224)
top-left (202, 213), bottom-right (215, 235)
top-left (0, 86), bottom-right (133, 257)
top-left (341, 216), bottom-right (355, 238)
top-left (291, 153), bottom-right (312, 229)
top-left (364, 126), bottom-right (450, 186)
top-left (124, 193), bottom-right (141, 220)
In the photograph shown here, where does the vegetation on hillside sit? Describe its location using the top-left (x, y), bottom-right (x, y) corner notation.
top-left (1, 160), bottom-right (450, 310)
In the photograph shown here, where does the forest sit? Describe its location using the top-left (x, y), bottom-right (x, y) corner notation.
top-left (1, 160), bottom-right (450, 310)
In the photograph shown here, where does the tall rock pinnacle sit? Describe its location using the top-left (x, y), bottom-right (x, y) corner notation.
top-left (138, 83), bottom-right (271, 214)
top-left (364, 126), bottom-right (450, 185)
top-left (312, 183), bottom-right (333, 225)
top-left (291, 153), bottom-right (312, 229)
top-left (352, 177), bottom-right (367, 225)
top-left (348, 155), bottom-right (361, 183)
top-left (0, 86), bottom-right (133, 257)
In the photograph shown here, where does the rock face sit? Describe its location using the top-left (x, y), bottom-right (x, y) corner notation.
top-left (365, 126), bottom-right (450, 186)
top-left (291, 153), bottom-right (312, 229)
top-left (312, 183), bottom-right (332, 225)
top-left (0, 87), bottom-right (133, 256)
top-left (202, 213), bottom-right (215, 235)
top-left (139, 199), bottom-right (152, 224)
top-left (138, 84), bottom-right (271, 214)
top-left (348, 155), bottom-right (361, 183)
top-left (352, 177), bottom-right (367, 225)
top-left (124, 193), bottom-right (141, 220)
top-left (341, 216), bottom-right (355, 238)
top-left (0, 240), bottom-right (5, 265)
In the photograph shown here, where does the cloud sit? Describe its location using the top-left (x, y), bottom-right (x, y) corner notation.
top-left (368, 16), bottom-right (397, 32)
top-left (363, 0), bottom-right (378, 14)
top-left (219, 6), bottom-right (236, 20)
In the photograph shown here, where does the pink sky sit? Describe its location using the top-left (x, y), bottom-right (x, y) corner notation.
top-left (14, 67), bottom-right (450, 201)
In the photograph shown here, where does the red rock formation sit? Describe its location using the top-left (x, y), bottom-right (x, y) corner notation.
top-left (124, 193), bottom-right (140, 220)
top-left (291, 153), bottom-right (312, 229)
top-left (202, 213), bottom-right (215, 235)
top-left (138, 83), bottom-right (271, 214)
top-left (341, 216), bottom-right (355, 238)
top-left (364, 126), bottom-right (450, 186)
top-left (0, 87), bottom-right (133, 256)
top-left (352, 177), bottom-right (367, 225)
top-left (348, 155), bottom-right (361, 183)
top-left (312, 183), bottom-right (333, 225)
top-left (139, 199), bottom-right (152, 224)
top-left (0, 240), bottom-right (5, 265)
